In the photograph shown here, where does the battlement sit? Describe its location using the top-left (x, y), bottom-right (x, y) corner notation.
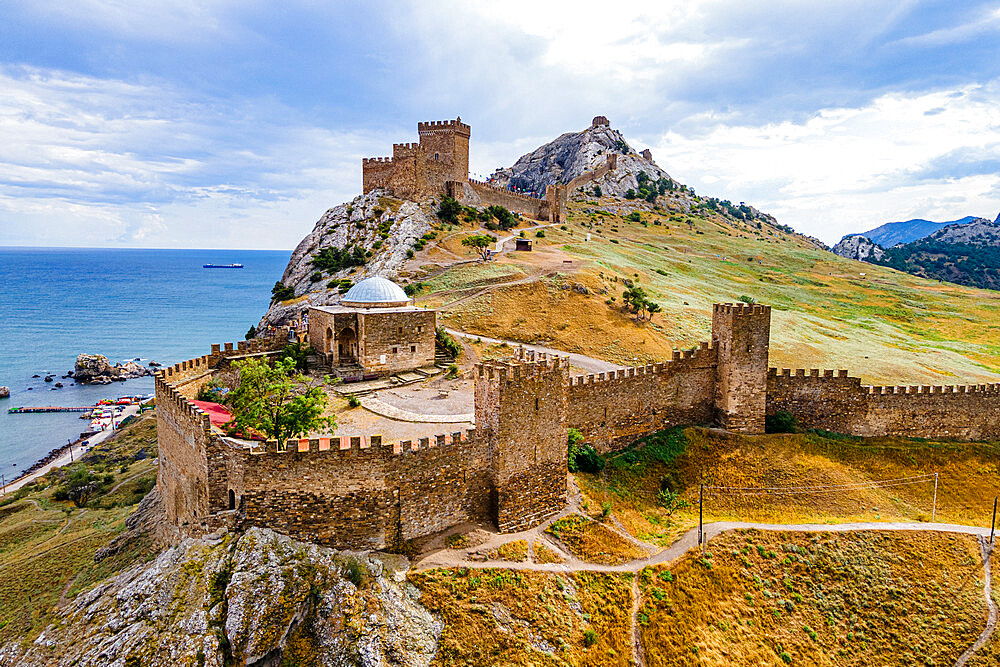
top-left (865, 383), bottom-right (1000, 395)
top-left (569, 342), bottom-right (716, 386)
top-left (417, 118), bottom-right (471, 135)
top-left (468, 178), bottom-right (545, 204)
top-left (243, 429), bottom-right (479, 456)
top-left (592, 116), bottom-right (610, 127)
top-left (769, 368), bottom-right (851, 379)
top-left (363, 156), bottom-right (392, 164)
top-left (714, 302), bottom-right (771, 317)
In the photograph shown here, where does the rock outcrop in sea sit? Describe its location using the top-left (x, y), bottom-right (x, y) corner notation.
top-left (0, 526), bottom-right (440, 666)
top-left (0, 386), bottom-right (8, 399)
top-left (74, 354), bottom-right (154, 384)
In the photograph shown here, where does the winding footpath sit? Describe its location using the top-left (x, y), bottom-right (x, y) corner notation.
top-left (417, 512), bottom-right (998, 665)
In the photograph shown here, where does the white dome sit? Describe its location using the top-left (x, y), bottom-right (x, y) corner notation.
top-left (341, 276), bottom-right (410, 307)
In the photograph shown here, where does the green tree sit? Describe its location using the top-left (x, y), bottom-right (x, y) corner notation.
top-left (462, 234), bottom-right (497, 261)
top-left (271, 281), bottom-right (295, 303)
top-left (245, 325), bottom-right (257, 340)
top-left (226, 357), bottom-right (335, 441)
top-left (437, 196), bottom-right (462, 224)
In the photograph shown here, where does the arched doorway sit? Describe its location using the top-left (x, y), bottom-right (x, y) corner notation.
top-left (228, 489), bottom-right (236, 510)
top-left (326, 327), bottom-right (334, 354)
top-left (338, 327), bottom-right (357, 364)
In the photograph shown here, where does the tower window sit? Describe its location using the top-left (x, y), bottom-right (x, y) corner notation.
top-left (410, 345), bottom-right (416, 353)
top-left (392, 347), bottom-right (398, 354)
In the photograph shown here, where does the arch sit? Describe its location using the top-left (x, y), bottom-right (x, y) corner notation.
top-left (326, 327), bottom-right (334, 353)
top-left (338, 326), bottom-right (358, 364)
top-left (228, 489), bottom-right (236, 511)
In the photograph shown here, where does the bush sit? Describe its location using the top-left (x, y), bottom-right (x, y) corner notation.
top-left (280, 342), bottom-right (312, 372)
top-left (568, 427), bottom-right (606, 474)
top-left (406, 248), bottom-right (415, 259)
top-left (437, 196), bottom-right (462, 224)
top-left (270, 281), bottom-right (295, 303)
top-left (347, 395), bottom-right (361, 409)
top-left (626, 212), bottom-right (641, 222)
top-left (583, 629), bottom-right (597, 647)
top-left (435, 327), bottom-right (462, 358)
top-left (765, 410), bottom-right (797, 434)
top-left (403, 281), bottom-right (425, 296)
top-left (738, 295), bottom-right (757, 305)
top-left (535, 230), bottom-right (545, 238)
top-left (592, 185), bottom-right (602, 197)
top-left (310, 244), bottom-right (367, 274)
top-left (244, 325), bottom-right (256, 340)
top-left (447, 363), bottom-right (459, 378)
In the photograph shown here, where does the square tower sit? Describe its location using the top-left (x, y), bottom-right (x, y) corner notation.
top-left (712, 303), bottom-right (771, 433)
top-left (475, 352), bottom-right (569, 532)
top-left (417, 118), bottom-right (471, 184)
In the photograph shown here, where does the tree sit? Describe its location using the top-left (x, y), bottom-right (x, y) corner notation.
top-left (437, 196), bottom-right (462, 224)
top-left (622, 285), bottom-right (661, 321)
top-left (738, 295), bottom-right (757, 305)
top-left (226, 357), bottom-right (335, 441)
top-left (271, 281), bottom-right (295, 303)
top-left (245, 325), bottom-right (257, 340)
top-left (462, 234), bottom-right (496, 261)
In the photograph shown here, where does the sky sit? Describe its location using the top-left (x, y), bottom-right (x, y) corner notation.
top-left (1, 0), bottom-right (998, 249)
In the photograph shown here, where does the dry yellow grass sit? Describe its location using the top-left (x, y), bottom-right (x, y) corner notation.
top-left (577, 427), bottom-right (1000, 549)
top-left (546, 514), bottom-right (649, 565)
top-left (638, 530), bottom-right (987, 666)
top-left (490, 539), bottom-right (530, 563)
top-left (409, 567), bottom-right (634, 666)
top-left (533, 541), bottom-right (566, 564)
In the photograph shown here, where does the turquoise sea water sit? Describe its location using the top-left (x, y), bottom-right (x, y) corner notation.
top-left (0, 247), bottom-right (289, 475)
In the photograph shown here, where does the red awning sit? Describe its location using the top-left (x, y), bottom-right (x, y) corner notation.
top-left (191, 400), bottom-right (233, 427)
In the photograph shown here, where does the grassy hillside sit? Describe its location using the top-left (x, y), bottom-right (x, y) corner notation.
top-left (574, 427), bottom-right (1000, 548)
top-left (638, 530), bottom-right (986, 666)
top-left (0, 416), bottom-right (160, 642)
top-left (411, 194), bottom-right (1000, 385)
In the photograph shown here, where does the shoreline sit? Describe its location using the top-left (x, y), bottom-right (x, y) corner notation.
top-left (0, 403), bottom-right (142, 497)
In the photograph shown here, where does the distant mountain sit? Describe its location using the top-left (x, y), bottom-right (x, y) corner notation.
top-left (869, 218), bottom-right (1000, 290)
top-left (849, 216), bottom-right (983, 247)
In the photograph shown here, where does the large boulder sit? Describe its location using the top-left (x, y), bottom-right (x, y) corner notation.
top-left (0, 386), bottom-right (8, 399)
top-left (0, 527), bottom-right (441, 666)
top-left (831, 235), bottom-right (885, 262)
top-left (74, 355), bottom-right (153, 384)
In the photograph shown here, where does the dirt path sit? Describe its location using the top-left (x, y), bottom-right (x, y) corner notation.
top-left (956, 538), bottom-right (996, 666)
top-left (416, 517), bottom-right (998, 665)
top-left (445, 329), bottom-right (622, 374)
top-left (630, 575), bottom-right (646, 667)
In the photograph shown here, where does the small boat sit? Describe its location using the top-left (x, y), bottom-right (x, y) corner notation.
top-left (203, 263), bottom-right (244, 269)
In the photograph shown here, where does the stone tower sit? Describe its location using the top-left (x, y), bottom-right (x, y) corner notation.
top-left (417, 118), bottom-right (470, 184)
top-left (475, 351), bottom-right (570, 532)
top-left (712, 303), bottom-right (771, 433)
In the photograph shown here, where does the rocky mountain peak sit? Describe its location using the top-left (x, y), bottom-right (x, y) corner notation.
top-left (831, 235), bottom-right (885, 262)
top-left (927, 217), bottom-right (999, 245)
top-left (489, 116), bottom-right (672, 198)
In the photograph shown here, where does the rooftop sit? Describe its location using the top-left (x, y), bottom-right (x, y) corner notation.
top-left (340, 276), bottom-right (410, 308)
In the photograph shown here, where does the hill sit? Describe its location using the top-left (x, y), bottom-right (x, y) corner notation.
top-left (848, 215), bottom-right (984, 247)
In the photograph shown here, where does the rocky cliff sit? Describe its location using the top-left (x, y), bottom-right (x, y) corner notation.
top-left (259, 190), bottom-right (434, 327)
top-left (74, 354), bottom-right (154, 384)
top-left (489, 117), bottom-right (672, 198)
top-left (831, 235), bottom-right (885, 262)
top-left (0, 527), bottom-right (439, 667)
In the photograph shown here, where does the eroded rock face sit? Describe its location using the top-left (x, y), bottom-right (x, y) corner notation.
top-left (0, 387), bottom-right (8, 399)
top-left (73, 355), bottom-right (154, 384)
top-left (831, 235), bottom-right (885, 262)
top-left (259, 190), bottom-right (434, 328)
top-left (489, 119), bottom-right (672, 198)
top-left (0, 528), bottom-right (440, 667)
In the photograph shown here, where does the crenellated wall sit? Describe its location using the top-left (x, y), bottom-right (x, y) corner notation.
top-left (767, 368), bottom-right (1000, 440)
top-left (566, 343), bottom-right (718, 453)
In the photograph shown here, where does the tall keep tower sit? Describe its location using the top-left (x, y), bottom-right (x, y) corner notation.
top-left (475, 351), bottom-right (570, 532)
top-left (712, 303), bottom-right (771, 433)
top-left (417, 118), bottom-right (470, 183)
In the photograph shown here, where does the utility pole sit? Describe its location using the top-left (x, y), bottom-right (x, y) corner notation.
top-left (932, 473), bottom-right (938, 522)
top-left (699, 484), bottom-right (704, 556)
top-left (991, 497), bottom-right (997, 548)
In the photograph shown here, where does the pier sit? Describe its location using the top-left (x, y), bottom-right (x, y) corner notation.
top-left (8, 406), bottom-right (97, 414)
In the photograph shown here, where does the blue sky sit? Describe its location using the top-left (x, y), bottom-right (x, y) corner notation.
top-left (1, 1), bottom-right (998, 248)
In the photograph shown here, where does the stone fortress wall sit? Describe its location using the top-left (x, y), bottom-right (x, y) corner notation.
top-left (362, 117), bottom-right (567, 224)
top-left (157, 303), bottom-right (1000, 550)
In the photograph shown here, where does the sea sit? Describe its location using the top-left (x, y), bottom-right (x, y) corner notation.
top-left (0, 247), bottom-right (290, 478)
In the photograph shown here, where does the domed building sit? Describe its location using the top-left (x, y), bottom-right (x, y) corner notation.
top-left (307, 276), bottom-right (437, 377)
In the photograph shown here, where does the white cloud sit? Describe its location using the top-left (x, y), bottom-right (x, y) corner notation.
top-left (650, 84), bottom-right (1000, 243)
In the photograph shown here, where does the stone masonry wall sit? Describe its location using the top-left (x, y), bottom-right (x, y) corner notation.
top-left (358, 309), bottom-right (436, 374)
top-left (767, 368), bottom-right (1000, 441)
top-left (567, 343), bottom-right (718, 454)
top-left (713, 303), bottom-right (771, 433)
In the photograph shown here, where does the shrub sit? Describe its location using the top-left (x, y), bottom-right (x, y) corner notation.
top-left (347, 395), bottom-right (361, 409)
top-left (310, 245), bottom-right (367, 274)
top-left (583, 629), bottom-right (597, 647)
top-left (447, 363), bottom-right (459, 378)
top-left (244, 325), bottom-right (256, 340)
top-left (626, 212), bottom-right (641, 222)
top-left (568, 428), bottom-right (606, 473)
top-left (535, 230), bottom-right (545, 238)
top-left (592, 185), bottom-right (602, 197)
top-left (280, 342), bottom-right (313, 372)
top-left (738, 295), bottom-right (757, 305)
top-left (435, 327), bottom-right (462, 358)
top-left (656, 488), bottom-right (690, 516)
top-left (765, 410), bottom-right (797, 434)
top-left (406, 249), bottom-right (415, 259)
top-left (270, 281), bottom-right (295, 303)
top-left (625, 189), bottom-right (636, 200)
top-left (403, 281), bottom-right (425, 296)
top-left (437, 196), bottom-right (462, 224)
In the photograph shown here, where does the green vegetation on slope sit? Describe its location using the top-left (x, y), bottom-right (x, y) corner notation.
top-left (0, 416), bottom-right (160, 642)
